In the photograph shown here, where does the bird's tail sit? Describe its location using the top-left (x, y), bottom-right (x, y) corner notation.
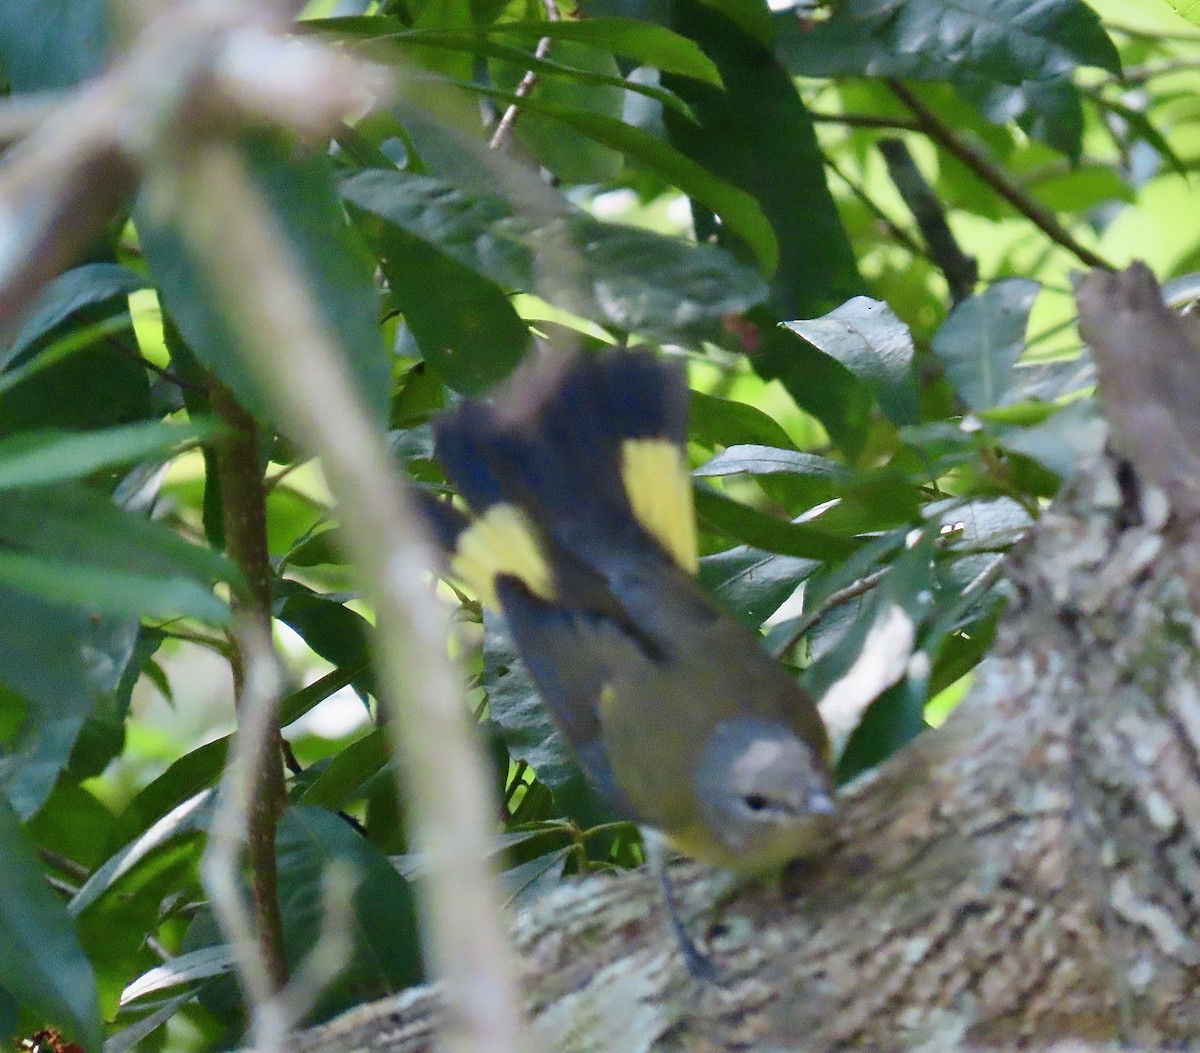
top-left (426, 348), bottom-right (697, 609)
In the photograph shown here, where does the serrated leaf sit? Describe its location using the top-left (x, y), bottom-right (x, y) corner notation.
top-left (0, 794), bottom-right (100, 1051)
top-left (932, 278), bottom-right (1039, 411)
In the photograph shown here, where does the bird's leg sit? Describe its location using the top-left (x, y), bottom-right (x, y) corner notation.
top-left (642, 831), bottom-right (718, 981)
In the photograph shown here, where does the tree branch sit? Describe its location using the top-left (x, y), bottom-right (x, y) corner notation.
top-left (886, 79), bottom-right (1114, 272)
top-left (210, 378), bottom-right (290, 994)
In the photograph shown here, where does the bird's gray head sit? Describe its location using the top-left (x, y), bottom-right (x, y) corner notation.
top-left (692, 716), bottom-right (836, 871)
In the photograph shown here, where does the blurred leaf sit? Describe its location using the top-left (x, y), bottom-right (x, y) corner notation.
top-left (0, 486), bottom-right (232, 623)
top-left (783, 297), bottom-right (919, 426)
top-left (932, 278), bottom-right (1039, 411)
top-left (68, 627), bottom-right (163, 782)
top-left (0, 420), bottom-right (209, 491)
top-left (141, 137), bottom-right (388, 425)
top-left (0, 793), bottom-right (100, 1051)
top-left (0, 590), bottom-right (137, 819)
top-left (998, 399), bottom-right (1106, 479)
top-left (0, 0), bottom-right (107, 90)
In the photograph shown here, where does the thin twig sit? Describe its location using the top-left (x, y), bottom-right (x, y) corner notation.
top-left (810, 110), bottom-right (921, 132)
top-left (488, 0), bottom-right (560, 151)
top-left (885, 79), bottom-right (1115, 272)
top-left (823, 154), bottom-right (929, 261)
top-left (789, 566), bottom-right (889, 647)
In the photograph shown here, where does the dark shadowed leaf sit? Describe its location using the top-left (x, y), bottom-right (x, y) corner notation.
top-left (0, 794), bottom-right (100, 1050)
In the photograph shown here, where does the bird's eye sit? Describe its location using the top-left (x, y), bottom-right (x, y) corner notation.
top-left (743, 793), bottom-right (770, 812)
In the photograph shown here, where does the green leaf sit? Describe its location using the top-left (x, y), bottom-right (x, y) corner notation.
top-left (483, 614), bottom-right (610, 827)
top-left (341, 169), bottom-right (767, 341)
top-left (783, 297), bottom-right (919, 426)
top-left (694, 486), bottom-right (859, 560)
top-left (663, 0), bottom-right (864, 450)
top-left (695, 444), bottom-right (851, 507)
top-left (486, 17), bottom-right (721, 84)
top-left (776, 0), bottom-right (1119, 156)
top-left (0, 793), bottom-right (100, 1051)
top-left (140, 137), bottom-right (389, 425)
top-left (1164, 0), bottom-right (1200, 26)
top-left (0, 549), bottom-right (227, 625)
top-left (274, 806), bottom-right (422, 1016)
top-left (298, 729), bottom-right (391, 811)
top-left (371, 220), bottom-right (531, 394)
top-left (311, 15), bottom-right (722, 85)
top-left (932, 278), bottom-right (1039, 411)
top-left (0, 420), bottom-right (210, 491)
top-left (278, 583), bottom-right (375, 701)
top-left (471, 91), bottom-right (780, 273)
top-left (688, 391), bottom-right (797, 450)
top-left (0, 591), bottom-right (137, 819)
top-left (699, 545), bottom-right (819, 630)
top-left (0, 485), bottom-right (233, 623)
top-left (4, 263), bottom-right (147, 369)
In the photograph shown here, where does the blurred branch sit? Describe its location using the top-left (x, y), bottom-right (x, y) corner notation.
top-left (488, 0), bottom-right (561, 151)
top-left (160, 137), bottom-right (530, 1053)
top-left (885, 79), bottom-right (1114, 272)
top-left (878, 137), bottom-right (977, 303)
top-left (201, 619), bottom-right (291, 1053)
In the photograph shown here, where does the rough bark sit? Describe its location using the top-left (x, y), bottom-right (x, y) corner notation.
top-left (288, 265), bottom-right (1200, 1051)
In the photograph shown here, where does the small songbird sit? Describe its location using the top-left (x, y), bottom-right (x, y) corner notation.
top-left (423, 348), bottom-right (836, 975)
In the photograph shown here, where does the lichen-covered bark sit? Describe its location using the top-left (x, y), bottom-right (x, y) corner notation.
top-left (288, 266), bottom-right (1200, 1051)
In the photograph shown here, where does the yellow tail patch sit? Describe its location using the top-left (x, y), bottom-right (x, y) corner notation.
top-left (621, 439), bottom-right (698, 574)
top-left (451, 503), bottom-right (555, 610)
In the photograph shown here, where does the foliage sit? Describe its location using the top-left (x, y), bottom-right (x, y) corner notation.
top-left (0, 0), bottom-right (1196, 1048)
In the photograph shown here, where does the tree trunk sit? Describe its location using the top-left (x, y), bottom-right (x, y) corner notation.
top-left (290, 265), bottom-right (1200, 1052)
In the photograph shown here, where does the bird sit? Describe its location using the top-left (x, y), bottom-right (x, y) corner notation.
top-left (421, 347), bottom-right (836, 975)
